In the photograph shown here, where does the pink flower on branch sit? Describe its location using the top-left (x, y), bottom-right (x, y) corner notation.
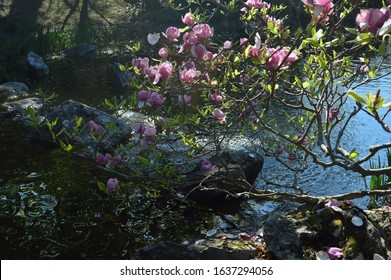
top-left (212, 108), bottom-right (226, 123)
top-left (182, 12), bottom-right (196, 26)
top-left (162, 26), bottom-right (180, 41)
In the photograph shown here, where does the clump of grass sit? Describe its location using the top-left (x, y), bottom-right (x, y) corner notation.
top-left (368, 149), bottom-right (391, 209)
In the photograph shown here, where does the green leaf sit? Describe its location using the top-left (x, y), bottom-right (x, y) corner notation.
top-left (136, 156), bottom-right (150, 166)
top-left (347, 90), bottom-right (366, 104)
top-left (59, 140), bottom-right (73, 152)
top-left (105, 98), bottom-right (114, 108)
top-left (76, 117), bottom-right (83, 127)
top-left (348, 149), bottom-right (359, 160)
top-left (97, 182), bottom-right (107, 192)
top-left (354, 33), bottom-right (373, 45)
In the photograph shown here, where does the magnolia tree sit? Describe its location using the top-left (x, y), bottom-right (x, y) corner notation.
top-left (95, 0), bottom-right (391, 207)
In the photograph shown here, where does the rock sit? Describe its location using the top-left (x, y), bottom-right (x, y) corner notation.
top-left (30, 100), bottom-right (131, 154)
top-left (180, 150), bottom-right (264, 213)
top-left (63, 43), bottom-right (96, 61)
top-left (26, 51), bottom-right (49, 81)
top-left (263, 204), bottom-right (391, 260)
top-left (106, 63), bottom-right (132, 90)
top-left (0, 82), bottom-right (29, 92)
top-left (138, 239), bottom-right (259, 260)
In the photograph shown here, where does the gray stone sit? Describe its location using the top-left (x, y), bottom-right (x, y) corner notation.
top-left (107, 63), bottom-right (132, 89)
top-left (30, 100), bottom-right (131, 154)
top-left (63, 43), bottom-right (96, 61)
top-left (0, 82), bottom-right (29, 92)
top-left (1, 97), bottom-right (43, 119)
top-left (26, 51), bottom-right (49, 81)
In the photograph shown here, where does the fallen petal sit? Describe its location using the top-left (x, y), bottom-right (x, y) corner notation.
top-left (351, 215), bottom-right (364, 227)
top-left (316, 251), bottom-right (330, 260)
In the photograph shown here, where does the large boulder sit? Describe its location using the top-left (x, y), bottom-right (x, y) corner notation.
top-left (30, 100), bottom-right (131, 154)
top-left (26, 51), bottom-right (49, 81)
top-left (180, 150), bottom-right (264, 213)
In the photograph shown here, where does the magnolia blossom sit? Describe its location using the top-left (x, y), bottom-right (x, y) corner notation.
top-left (182, 12), bottom-right (196, 26)
top-left (327, 247), bottom-right (343, 260)
top-left (275, 145), bottom-right (285, 155)
top-left (246, 0), bottom-right (270, 9)
top-left (212, 108), bottom-right (226, 123)
top-left (356, 8), bottom-right (391, 35)
top-left (179, 67), bottom-right (201, 84)
top-left (200, 160), bottom-right (216, 171)
top-left (210, 93), bottom-right (223, 104)
top-left (88, 120), bottom-right (100, 135)
top-left (223, 40), bottom-right (233, 49)
top-left (146, 92), bottom-right (165, 108)
top-left (132, 57), bottom-right (149, 72)
top-left (301, 0), bottom-right (334, 23)
top-left (179, 31), bottom-right (199, 53)
top-left (325, 199), bottom-right (340, 208)
top-left (141, 126), bottom-right (157, 145)
top-left (96, 153), bottom-right (110, 165)
top-left (328, 108), bottom-right (339, 121)
top-left (191, 44), bottom-right (208, 59)
top-left (240, 37), bottom-right (249, 45)
top-left (158, 62), bottom-right (174, 82)
top-left (107, 178), bottom-right (119, 192)
top-left (193, 23), bottom-right (214, 40)
top-left (178, 94), bottom-right (192, 106)
top-left (163, 26), bottom-right (180, 41)
top-left (266, 48), bottom-right (298, 71)
top-left (158, 48), bottom-right (168, 60)
top-left (357, 64), bottom-right (369, 73)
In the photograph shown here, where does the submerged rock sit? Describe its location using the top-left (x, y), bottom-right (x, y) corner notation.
top-left (0, 82), bottom-right (29, 93)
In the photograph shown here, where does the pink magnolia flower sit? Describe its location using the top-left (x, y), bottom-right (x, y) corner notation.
top-left (212, 108), bottom-right (226, 123)
top-left (162, 26), bottom-right (180, 41)
top-left (327, 247), bottom-right (343, 260)
top-left (146, 92), bottom-right (165, 108)
top-left (96, 153), bottom-right (110, 165)
top-left (266, 48), bottom-right (298, 71)
top-left (137, 90), bottom-right (150, 101)
top-left (301, 0), bottom-right (334, 23)
top-left (158, 48), bottom-right (168, 60)
top-left (182, 12), bottom-right (196, 26)
top-left (178, 94), bottom-right (192, 106)
top-left (141, 126), bottom-right (157, 145)
top-left (132, 57), bottom-right (149, 72)
top-left (276, 145), bottom-right (285, 155)
top-left (200, 160), bottom-right (216, 171)
top-left (107, 178), bottom-right (119, 192)
top-left (179, 68), bottom-right (201, 84)
top-left (357, 64), bottom-right (369, 73)
top-left (191, 44), bottom-right (208, 59)
top-left (297, 133), bottom-right (309, 144)
top-left (325, 199), bottom-right (340, 208)
top-left (328, 108), bottom-right (339, 121)
top-left (246, 0), bottom-right (271, 9)
top-left (223, 40), bottom-right (233, 49)
top-left (88, 120), bottom-right (100, 135)
top-left (211, 93), bottom-right (223, 104)
top-left (205, 51), bottom-right (214, 61)
top-left (356, 8), bottom-right (390, 35)
top-left (240, 37), bottom-right (249, 45)
top-left (158, 62), bottom-right (174, 82)
top-left (193, 23), bottom-right (214, 41)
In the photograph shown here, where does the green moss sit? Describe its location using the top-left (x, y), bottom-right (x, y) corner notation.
top-left (343, 235), bottom-right (365, 260)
